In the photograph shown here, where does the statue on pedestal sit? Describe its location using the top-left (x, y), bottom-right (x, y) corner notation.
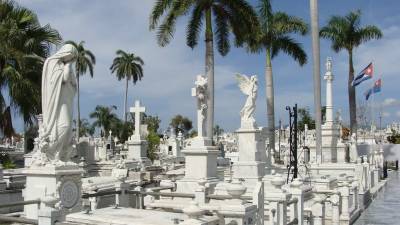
top-left (33, 44), bottom-right (78, 165)
top-left (236, 74), bottom-right (258, 129)
top-left (349, 133), bottom-right (358, 163)
top-left (192, 75), bottom-right (208, 138)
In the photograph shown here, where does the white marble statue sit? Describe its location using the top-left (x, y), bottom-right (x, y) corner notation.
top-left (236, 74), bottom-right (258, 129)
top-left (349, 133), bottom-right (358, 163)
top-left (192, 75), bottom-right (208, 138)
top-left (36, 44), bottom-right (78, 164)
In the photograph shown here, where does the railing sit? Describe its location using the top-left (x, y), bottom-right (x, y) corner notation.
top-left (206, 194), bottom-right (252, 201)
top-left (0, 215), bottom-right (38, 225)
top-left (0, 199), bottom-right (40, 225)
top-left (81, 190), bottom-right (121, 199)
top-left (0, 199), bottom-right (40, 209)
top-left (126, 190), bottom-right (195, 199)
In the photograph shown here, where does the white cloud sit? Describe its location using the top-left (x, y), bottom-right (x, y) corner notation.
top-left (396, 111), bottom-right (400, 118)
top-left (383, 112), bottom-right (390, 117)
top-left (382, 98), bottom-right (400, 107)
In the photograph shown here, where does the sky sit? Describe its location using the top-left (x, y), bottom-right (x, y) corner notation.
top-left (12, 0), bottom-right (400, 133)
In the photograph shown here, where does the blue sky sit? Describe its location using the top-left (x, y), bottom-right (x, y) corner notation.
top-left (12, 0), bottom-right (400, 133)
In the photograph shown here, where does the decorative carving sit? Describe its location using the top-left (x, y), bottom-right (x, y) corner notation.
top-left (59, 179), bottom-right (80, 209)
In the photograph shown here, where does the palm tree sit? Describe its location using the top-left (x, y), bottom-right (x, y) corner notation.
top-left (246, 0), bottom-right (308, 156)
top-left (320, 10), bottom-right (382, 134)
top-left (149, 0), bottom-right (258, 140)
top-left (110, 50), bottom-right (144, 122)
top-left (64, 40), bottom-right (96, 142)
top-left (309, 0), bottom-right (322, 162)
top-left (89, 105), bottom-right (119, 137)
top-left (0, 0), bottom-right (61, 126)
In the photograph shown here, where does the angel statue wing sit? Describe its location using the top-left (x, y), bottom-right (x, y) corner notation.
top-left (235, 74), bottom-right (251, 95)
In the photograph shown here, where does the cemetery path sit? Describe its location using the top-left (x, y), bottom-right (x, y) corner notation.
top-left (354, 171), bottom-right (400, 225)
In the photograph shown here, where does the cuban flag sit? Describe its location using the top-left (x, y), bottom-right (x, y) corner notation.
top-left (365, 79), bottom-right (381, 100)
top-left (352, 63), bottom-right (373, 87)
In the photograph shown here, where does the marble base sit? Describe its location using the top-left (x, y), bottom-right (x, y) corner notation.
top-left (321, 123), bottom-right (340, 163)
top-left (127, 139), bottom-right (148, 161)
top-left (177, 138), bottom-right (219, 193)
top-left (23, 163), bottom-right (83, 220)
top-left (232, 161), bottom-right (265, 194)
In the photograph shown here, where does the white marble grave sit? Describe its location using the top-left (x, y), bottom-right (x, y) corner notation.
top-left (126, 100), bottom-right (150, 166)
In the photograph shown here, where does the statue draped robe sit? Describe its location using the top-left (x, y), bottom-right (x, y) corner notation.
top-left (41, 44), bottom-right (77, 162)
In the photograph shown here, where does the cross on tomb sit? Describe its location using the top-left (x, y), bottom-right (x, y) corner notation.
top-left (130, 100), bottom-right (146, 138)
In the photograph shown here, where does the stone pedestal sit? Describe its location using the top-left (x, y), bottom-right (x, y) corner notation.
top-left (321, 123), bottom-right (340, 163)
top-left (232, 128), bottom-right (266, 193)
top-left (176, 137), bottom-right (219, 192)
top-left (127, 137), bottom-right (151, 166)
top-left (23, 164), bottom-right (83, 220)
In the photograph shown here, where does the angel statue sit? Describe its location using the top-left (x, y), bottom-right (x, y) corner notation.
top-left (236, 74), bottom-right (258, 129)
top-left (192, 75), bottom-right (208, 138)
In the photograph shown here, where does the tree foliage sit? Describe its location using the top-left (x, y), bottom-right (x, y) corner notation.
top-left (170, 114), bottom-right (192, 136)
top-left (247, 0), bottom-right (308, 64)
top-left (89, 105), bottom-right (119, 137)
top-left (110, 50), bottom-right (144, 83)
top-left (297, 107), bottom-right (315, 131)
top-left (149, 0), bottom-right (259, 56)
top-left (144, 114), bottom-right (161, 133)
top-left (0, 0), bottom-right (61, 126)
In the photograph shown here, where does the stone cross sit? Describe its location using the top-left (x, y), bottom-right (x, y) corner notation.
top-left (130, 100), bottom-right (146, 138)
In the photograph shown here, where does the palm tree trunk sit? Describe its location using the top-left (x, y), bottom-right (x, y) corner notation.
top-left (310, 0), bottom-right (322, 163)
top-left (124, 77), bottom-right (128, 122)
top-left (348, 50), bottom-right (357, 134)
top-left (205, 8), bottom-right (214, 142)
top-left (76, 75), bottom-right (80, 142)
top-left (265, 49), bottom-right (275, 162)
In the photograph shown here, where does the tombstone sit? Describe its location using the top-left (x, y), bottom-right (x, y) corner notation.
top-left (126, 100), bottom-right (150, 166)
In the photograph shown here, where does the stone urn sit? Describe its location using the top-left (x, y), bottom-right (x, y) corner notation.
top-left (226, 180), bottom-right (247, 199)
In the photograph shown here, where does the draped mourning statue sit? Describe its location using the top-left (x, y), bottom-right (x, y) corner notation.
top-left (33, 44), bottom-right (78, 165)
top-left (236, 74), bottom-right (258, 129)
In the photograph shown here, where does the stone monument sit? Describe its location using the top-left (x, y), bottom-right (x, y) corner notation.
top-left (23, 44), bottom-right (83, 220)
top-left (232, 74), bottom-right (266, 193)
top-left (321, 57), bottom-right (340, 163)
top-left (177, 75), bottom-right (219, 192)
top-left (126, 100), bottom-right (151, 166)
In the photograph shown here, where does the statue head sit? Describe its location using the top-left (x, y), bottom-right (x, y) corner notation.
top-left (195, 74), bottom-right (207, 87)
top-left (326, 57), bottom-right (332, 72)
top-left (53, 44), bottom-right (78, 63)
top-left (250, 75), bottom-right (258, 83)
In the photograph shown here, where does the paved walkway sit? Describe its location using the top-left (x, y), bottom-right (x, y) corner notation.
top-left (354, 171), bottom-right (400, 225)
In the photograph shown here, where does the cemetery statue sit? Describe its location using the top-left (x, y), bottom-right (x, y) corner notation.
top-left (192, 75), bottom-right (208, 138)
top-left (36, 44), bottom-right (78, 164)
top-left (349, 133), bottom-right (358, 163)
top-left (235, 74), bottom-right (258, 129)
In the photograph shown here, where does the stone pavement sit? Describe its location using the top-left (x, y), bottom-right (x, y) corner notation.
top-left (354, 171), bottom-right (400, 225)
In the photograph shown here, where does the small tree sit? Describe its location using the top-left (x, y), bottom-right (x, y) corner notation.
top-left (144, 114), bottom-right (161, 162)
top-left (170, 115), bottom-right (193, 136)
top-left (297, 107), bottom-right (315, 131)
